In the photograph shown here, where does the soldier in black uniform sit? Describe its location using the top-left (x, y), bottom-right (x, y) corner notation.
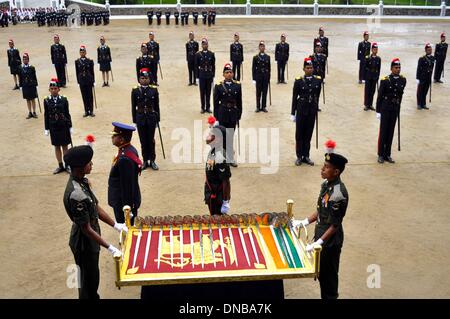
top-left (156, 11), bottom-right (162, 25)
top-left (75, 45), bottom-right (95, 117)
top-left (201, 10), bottom-right (207, 25)
top-left (174, 11), bottom-right (180, 25)
top-left (290, 57), bottom-right (322, 166)
top-left (434, 33), bottom-right (447, 83)
top-left (211, 9), bottom-right (216, 25)
top-left (357, 31), bottom-right (371, 84)
top-left (7, 39), bottom-right (21, 90)
top-left (51, 34), bottom-right (67, 88)
top-left (204, 116), bottom-right (231, 216)
top-left (376, 58), bottom-right (406, 164)
top-left (275, 34), bottom-right (289, 84)
top-left (147, 32), bottom-right (160, 85)
top-left (80, 11), bottom-right (86, 25)
top-left (19, 53), bottom-right (39, 119)
top-left (213, 63), bottom-right (242, 168)
top-left (195, 38), bottom-right (215, 114)
top-left (94, 11), bottom-right (102, 26)
top-left (165, 11), bottom-right (170, 25)
top-left (363, 42), bottom-right (380, 111)
top-left (97, 36), bottom-right (112, 87)
top-left (314, 27), bottom-right (329, 59)
top-left (184, 11), bottom-right (189, 25)
top-left (186, 31), bottom-right (199, 86)
top-left (180, 11), bottom-right (185, 26)
top-left (63, 145), bottom-right (125, 299)
top-left (416, 43), bottom-right (435, 110)
top-left (230, 33), bottom-right (243, 81)
top-left (192, 11), bottom-right (199, 25)
top-left (108, 122), bottom-right (142, 225)
top-left (207, 10), bottom-right (213, 27)
top-left (136, 43), bottom-right (154, 84)
top-left (252, 41), bottom-right (271, 113)
top-left (290, 141), bottom-right (349, 299)
top-left (147, 10), bottom-right (153, 25)
top-left (103, 10), bottom-right (110, 25)
top-left (310, 42), bottom-right (327, 111)
top-left (44, 78), bottom-right (72, 174)
top-left (132, 68), bottom-right (160, 171)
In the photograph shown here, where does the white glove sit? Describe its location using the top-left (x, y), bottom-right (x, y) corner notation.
top-left (290, 114), bottom-right (296, 122)
top-left (416, 79), bottom-right (420, 84)
top-left (290, 217), bottom-right (309, 229)
top-left (241, 61), bottom-right (244, 64)
top-left (305, 238), bottom-right (324, 252)
top-left (221, 200), bottom-right (230, 214)
top-left (132, 123), bottom-right (137, 128)
top-left (252, 80), bottom-right (256, 85)
top-left (44, 129), bottom-right (49, 136)
top-left (93, 82), bottom-right (96, 87)
top-left (322, 79), bottom-right (326, 84)
top-left (196, 78), bottom-right (199, 84)
top-left (275, 60), bottom-right (278, 64)
top-left (114, 222), bottom-right (128, 234)
top-left (69, 127), bottom-right (74, 135)
top-left (376, 113), bottom-right (381, 120)
top-left (107, 244), bottom-right (122, 256)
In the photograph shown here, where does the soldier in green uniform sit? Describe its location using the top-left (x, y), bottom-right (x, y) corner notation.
top-left (290, 140), bottom-right (348, 299)
top-left (63, 145), bottom-right (127, 299)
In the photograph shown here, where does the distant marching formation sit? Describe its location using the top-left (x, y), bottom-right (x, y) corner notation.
top-left (146, 9), bottom-right (217, 27)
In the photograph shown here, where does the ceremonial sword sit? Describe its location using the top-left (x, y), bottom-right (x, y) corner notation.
top-left (216, 218), bottom-right (226, 267)
top-left (269, 224), bottom-right (287, 266)
top-left (190, 222), bottom-right (195, 269)
top-left (195, 216), bottom-right (205, 269)
top-left (207, 217), bottom-right (216, 268)
top-left (227, 223), bottom-right (238, 267)
top-left (241, 215), bottom-right (259, 265)
top-left (179, 220), bottom-right (184, 269)
top-left (157, 224), bottom-right (163, 269)
top-left (253, 217), bottom-right (269, 264)
top-left (169, 222), bottom-right (174, 269)
top-left (132, 226), bottom-right (142, 269)
top-left (234, 216), bottom-right (250, 267)
top-left (279, 226), bottom-right (295, 267)
top-left (143, 222), bottom-right (153, 269)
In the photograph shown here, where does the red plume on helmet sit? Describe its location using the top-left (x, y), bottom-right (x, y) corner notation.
top-left (85, 134), bottom-right (96, 147)
top-left (325, 139), bottom-right (336, 153)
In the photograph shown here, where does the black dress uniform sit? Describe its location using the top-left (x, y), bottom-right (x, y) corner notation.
top-left (51, 42), bottom-right (67, 87)
top-left (174, 11), bottom-right (179, 25)
top-left (376, 65), bottom-right (406, 162)
top-left (230, 40), bottom-right (243, 81)
top-left (131, 83), bottom-right (160, 166)
top-left (186, 37), bottom-right (199, 85)
top-left (136, 52), bottom-right (154, 83)
top-left (80, 12), bottom-right (86, 25)
top-left (147, 10), bottom-right (153, 25)
top-left (147, 39), bottom-right (160, 84)
top-left (184, 11), bottom-right (189, 25)
top-left (252, 51), bottom-right (271, 112)
top-left (156, 11), bottom-right (162, 25)
top-left (207, 11), bottom-right (213, 27)
top-left (357, 39), bottom-right (371, 82)
top-left (95, 12), bottom-right (102, 26)
top-left (108, 123), bottom-right (142, 224)
top-left (314, 35), bottom-right (329, 57)
top-left (416, 52), bottom-right (435, 109)
top-left (164, 11), bottom-right (170, 25)
top-left (44, 94), bottom-right (72, 147)
top-left (192, 11), bottom-right (199, 25)
top-left (201, 11), bottom-right (207, 25)
top-left (195, 46), bottom-right (216, 112)
top-left (434, 38), bottom-right (448, 82)
top-left (364, 50), bottom-right (380, 111)
top-left (75, 55), bottom-right (95, 116)
top-left (291, 71), bottom-right (321, 163)
top-left (275, 40), bottom-right (289, 83)
top-left (19, 63), bottom-right (38, 100)
top-left (7, 46), bottom-right (21, 77)
top-left (97, 44), bottom-right (112, 72)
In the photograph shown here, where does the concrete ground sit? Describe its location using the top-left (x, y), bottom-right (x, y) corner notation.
top-left (0, 18), bottom-right (449, 299)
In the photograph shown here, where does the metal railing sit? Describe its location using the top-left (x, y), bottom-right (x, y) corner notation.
top-left (105, 0), bottom-right (447, 5)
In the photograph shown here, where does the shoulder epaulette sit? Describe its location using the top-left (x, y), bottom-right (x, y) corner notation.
top-left (133, 85), bottom-right (138, 89)
top-left (400, 75), bottom-right (405, 79)
top-left (315, 75), bottom-right (322, 80)
top-left (295, 76), bottom-right (303, 80)
top-left (365, 55), bottom-right (369, 59)
top-left (233, 80), bottom-right (240, 84)
top-left (150, 85), bottom-right (158, 89)
top-left (45, 95), bottom-right (50, 99)
top-left (382, 75), bottom-right (389, 80)
top-left (61, 95), bottom-right (66, 98)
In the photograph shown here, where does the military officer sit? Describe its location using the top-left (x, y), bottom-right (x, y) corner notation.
top-left (290, 57), bottom-right (322, 166)
top-left (201, 10), bottom-right (207, 25)
top-left (230, 33), bottom-right (243, 81)
top-left (416, 43), bottom-right (435, 110)
top-left (186, 31), bottom-right (199, 86)
top-left (19, 52), bottom-right (39, 119)
top-left (108, 122), bottom-right (142, 225)
top-left (290, 140), bottom-right (349, 299)
top-left (192, 11), bottom-right (199, 25)
top-left (132, 68), bottom-right (160, 171)
top-left (44, 78), bottom-right (72, 174)
top-left (7, 39), bottom-right (21, 90)
top-left (75, 45), bottom-right (95, 117)
top-left (63, 145), bottom-right (125, 299)
top-left (275, 34), bottom-right (289, 84)
top-left (314, 27), bottom-right (329, 58)
top-left (195, 38), bottom-right (216, 113)
top-left (213, 63), bottom-right (242, 167)
top-left (97, 36), bottom-right (112, 87)
top-left (94, 11), bottom-right (102, 26)
top-left (252, 41), bottom-right (271, 113)
top-left (434, 33), bottom-right (447, 83)
top-left (174, 11), bottom-right (180, 25)
top-left (211, 9), bottom-right (216, 25)
top-left (147, 10), bottom-right (153, 25)
top-left (183, 11), bottom-right (189, 25)
top-left (363, 42), bottom-right (381, 111)
top-left (147, 32), bottom-right (160, 85)
top-left (164, 11), bottom-right (170, 25)
top-left (376, 58), bottom-right (406, 164)
top-left (156, 10), bottom-right (162, 25)
top-left (204, 116), bottom-right (232, 216)
top-left (207, 10), bottom-right (213, 27)
top-left (357, 31), bottom-right (371, 84)
top-left (51, 34), bottom-right (67, 88)
top-left (136, 43), bottom-right (154, 83)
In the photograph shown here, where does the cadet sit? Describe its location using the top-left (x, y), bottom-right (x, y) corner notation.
top-left (213, 63), bottom-right (242, 167)
top-left (75, 45), bottom-right (95, 117)
top-left (252, 41), bottom-right (271, 113)
top-left (211, 9), bottom-right (216, 25)
top-left (97, 36), bottom-right (112, 87)
top-left (195, 38), bottom-right (215, 113)
top-left (19, 52), bottom-right (39, 119)
top-left (310, 42), bottom-right (327, 111)
top-left (290, 140), bottom-right (349, 299)
top-left (180, 11), bottom-right (185, 26)
top-left (204, 116), bottom-right (231, 216)
top-left (44, 78), bottom-right (72, 174)
top-left (363, 42), bottom-right (380, 111)
top-left (434, 33), bottom-right (447, 83)
top-left (207, 10), bottom-right (212, 27)
top-left (156, 10), bottom-right (162, 25)
top-left (230, 32), bottom-right (243, 81)
top-left (63, 145), bottom-right (125, 299)
top-left (275, 34), bottom-right (289, 84)
top-left (174, 11), bottom-right (179, 25)
top-left (201, 10), bottom-right (207, 25)
top-left (7, 39), bottom-right (21, 90)
top-left (108, 122), bottom-right (142, 225)
top-left (290, 57), bottom-right (322, 166)
top-left (95, 11), bottom-right (102, 26)
top-left (314, 27), bottom-right (329, 58)
top-left (132, 68), bottom-right (160, 171)
top-left (80, 11), bottom-right (86, 25)
top-left (186, 31), bottom-right (199, 86)
top-left (147, 10), bottom-right (153, 25)
top-left (51, 34), bottom-right (67, 88)
top-left (136, 43), bottom-right (154, 84)
top-left (184, 11), bottom-right (189, 25)
top-left (416, 43), bottom-right (435, 110)
top-left (165, 11), bottom-right (170, 25)
top-left (147, 32), bottom-right (160, 85)
top-left (376, 58), bottom-right (406, 164)
top-left (192, 11), bottom-right (199, 25)
top-left (357, 31), bottom-right (371, 84)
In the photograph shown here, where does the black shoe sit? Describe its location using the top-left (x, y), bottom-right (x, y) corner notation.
top-left (417, 105), bottom-right (423, 110)
top-left (102, 82), bottom-right (106, 87)
top-left (230, 162), bottom-right (238, 168)
top-left (385, 156), bottom-right (395, 164)
top-left (194, 83), bottom-right (198, 86)
top-left (206, 109), bottom-right (212, 114)
top-left (358, 80), bottom-right (363, 84)
top-left (282, 81), bottom-right (288, 84)
top-left (32, 112), bottom-right (38, 118)
top-left (90, 113), bottom-right (96, 117)
top-left (255, 108), bottom-right (261, 113)
top-left (83, 113), bottom-right (89, 117)
top-left (318, 108), bottom-right (322, 112)
top-left (422, 106), bottom-right (429, 110)
top-left (188, 83), bottom-right (193, 86)
top-left (62, 85), bottom-right (67, 88)
top-left (364, 106), bottom-right (370, 111)
top-left (377, 156), bottom-right (384, 164)
top-left (262, 108), bottom-right (268, 113)
top-left (434, 80), bottom-right (443, 83)
top-left (369, 106), bottom-right (376, 111)
top-left (150, 161), bottom-right (159, 170)
top-left (106, 83), bottom-right (110, 87)
top-left (302, 157), bottom-right (314, 166)
top-left (65, 165), bottom-right (71, 174)
top-left (53, 166), bottom-right (66, 174)
top-left (26, 112), bottom-right (33, 119)
top-left (13, 85), bottom-right (19, 90)
top-left (295, 158), bottom-right (302, 166)
top-left (200, 109), bottom-right (205, 114)
top-left (142, 161), bottom-right (149, 170)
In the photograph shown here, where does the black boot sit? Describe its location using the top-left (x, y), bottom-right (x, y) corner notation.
top-left (302, 157), bottom-right (314, 166)
top-left (53, 163), bottom-right (66, 174)
top-left (377, 156), bottom-right (384, 164)
top-left (26, 112), bottom-right (33, 119)
top-left (295, 158), bottom-right (302, 166)
top-left (150, 161), bottom-right (159, 170)
top-left (142, 161), bottom-right (149, 170)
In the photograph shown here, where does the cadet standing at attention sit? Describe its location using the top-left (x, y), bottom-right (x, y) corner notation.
top-left (186, 31), bottom-right (199, 86)
top-left (75, 45), bottom-right (95, 117)
top-left (97, 36), bottom-right (112, 87)
top-left (7, 39), bottom-right (21, 90)
top-left (50, 34), bottom-right (67, 88)
top-left (434, 33), bottom-right (447, 83)
top-left (195, 38), bottom-right (215, 114)
top-left (363, 42), bottom-right (380, 111)
top-left (416, 43), bottom-right (435, 110)
top-left (275, 33), bottom-right (289, 84)
top-left (357, 31), bottom-right (371, 84)
top-left (147, 31), bottom-right (160, 85)
top-left (19, 52), bottom-right (39, 119)
top-left (230, 32), bottom-right (243, 82)
top-left (252, 41), bottom-right (271, 113)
